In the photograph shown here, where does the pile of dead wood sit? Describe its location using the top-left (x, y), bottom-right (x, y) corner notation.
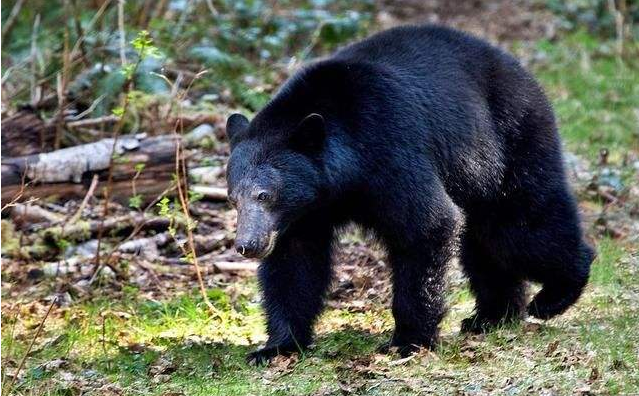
top-left (1, 110), bottom-right (228, 206)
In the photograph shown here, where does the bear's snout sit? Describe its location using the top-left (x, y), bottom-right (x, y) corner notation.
top-left (235, 238), bottom-right (261, 258)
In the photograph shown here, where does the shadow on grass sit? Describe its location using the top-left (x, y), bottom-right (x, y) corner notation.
top-left (81, 323), bottom-right (392, 394)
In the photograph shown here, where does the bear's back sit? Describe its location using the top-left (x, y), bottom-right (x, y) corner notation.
top-left (333, 25), bottom-right (516, 85)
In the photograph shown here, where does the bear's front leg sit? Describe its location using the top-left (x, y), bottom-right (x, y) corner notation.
top-left (247, 224), bottom-right (334, 366)
top-left (384, 210), bottom-right (459, 357)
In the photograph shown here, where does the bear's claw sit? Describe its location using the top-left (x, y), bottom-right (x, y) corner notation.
top-left (246, 344), bottom-right (299, 366)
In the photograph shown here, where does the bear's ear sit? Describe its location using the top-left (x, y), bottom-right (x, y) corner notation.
top-left (226, 113), bottom-right (249, 148)
top-left (290, 113), bottom-right (325, 154)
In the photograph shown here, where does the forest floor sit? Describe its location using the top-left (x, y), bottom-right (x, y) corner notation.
top-left (2, 1), bottom-right (638, 395)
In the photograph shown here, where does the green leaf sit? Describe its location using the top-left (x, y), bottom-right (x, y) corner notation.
top-left (111, 106), bottom-right (125, 117)
top-left (157, 196), bottom-right (171, 217)
top-left (128, 194), bottom-right (143, 210)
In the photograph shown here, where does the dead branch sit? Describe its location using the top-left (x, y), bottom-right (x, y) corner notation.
top-left (213, 261), bottom-right (259, 272)
top-left (10, 203), bottom-right (64, 225)
top-left (190, 185), bottom-right (228, 201)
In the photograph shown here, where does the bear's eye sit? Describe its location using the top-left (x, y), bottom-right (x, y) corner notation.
top-left (256, 191), bottom-right (272, 202)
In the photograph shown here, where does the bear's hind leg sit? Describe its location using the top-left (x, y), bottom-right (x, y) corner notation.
top-left (460, 233), bottom-right (526, 333)
top-left (476, 194), bottom-right (594, 322)
top-left (527, 242), bottom-right (593, 319)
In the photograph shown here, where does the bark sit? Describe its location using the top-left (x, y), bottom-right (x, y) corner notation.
top-left (1, 109), bottom-right (56, 157)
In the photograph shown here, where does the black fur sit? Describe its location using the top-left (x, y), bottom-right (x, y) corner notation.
top-left (225, 25), bottom-right (594, 364)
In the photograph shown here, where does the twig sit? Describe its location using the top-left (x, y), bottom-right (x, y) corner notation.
top-left (166, 68), bottom-right (219, 315)
top-left (66, 115), bottom-right (119, 128)
top-left (89, 187), bottom-right (175, 285)
top-left (118, 0), bottom-right (127, 66)
top-left (68, 95), bottom-right (106, 121)
top-left (293, 21), bottom-right (326, 69)
top-left (90, 184), bottom-right (175, 284)
top-left (29, 14), bottom-right (42, 107)
top-left (0, 168), bottom-right (33, 214)
top-left (91, 98), bottom-right (132, 283)
top-left (174, 128), bottom-right (217, 314)
top-left (1, 0), bottom-right (26, 43)
top-left (205, 0), bottom-right (219, 17)
top-left (68, 174), bottom-right (99, 224)
top-left (3, 298), bottom-right (57, 396)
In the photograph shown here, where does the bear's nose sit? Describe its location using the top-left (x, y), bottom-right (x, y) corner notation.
top-left (235, 239), bottom-right (260, 258)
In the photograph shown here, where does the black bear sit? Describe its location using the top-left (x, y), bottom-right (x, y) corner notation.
top-left (224, 25), bottom-right (594, 364)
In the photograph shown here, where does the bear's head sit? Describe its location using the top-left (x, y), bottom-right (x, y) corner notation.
top-left (224, 112), bottom-right (327, 259)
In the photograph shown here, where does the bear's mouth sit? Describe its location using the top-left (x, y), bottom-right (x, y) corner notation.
top-left (257, 231), bottom-right (278, 259)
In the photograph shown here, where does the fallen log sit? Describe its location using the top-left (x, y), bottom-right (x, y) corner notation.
top-left (1, 134), bottom-right (183, 205)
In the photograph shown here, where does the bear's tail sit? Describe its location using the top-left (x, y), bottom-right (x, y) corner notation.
top-left (527, 244), bottom-right (595, 320)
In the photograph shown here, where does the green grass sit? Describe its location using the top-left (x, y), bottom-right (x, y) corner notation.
top-left (530, 31), bottom-right (639, 162)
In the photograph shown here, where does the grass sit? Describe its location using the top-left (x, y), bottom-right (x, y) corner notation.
top-left (530, 31), bottom-right (639, 162)
top-left (2, 32), bottom-right (639, 396)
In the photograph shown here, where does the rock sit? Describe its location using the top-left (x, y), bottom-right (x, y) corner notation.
top-left (41, 359), bottom-right (68, 372)
top-left (100, 266), bottom-right (116, 278)
top-left (184, 123), bottom-right (215, 146)
top-left (597, 167), bottom-right (624, 191)
top-left (42, 258), bottom-right (80, 277)
top-left (65, 239), bottom-right (99, 259)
